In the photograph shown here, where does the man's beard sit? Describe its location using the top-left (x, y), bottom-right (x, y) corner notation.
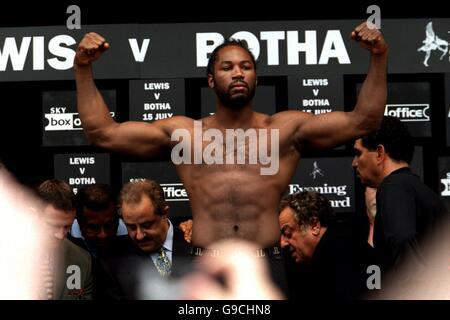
top-left (214, 85), bottom-right (256, 110)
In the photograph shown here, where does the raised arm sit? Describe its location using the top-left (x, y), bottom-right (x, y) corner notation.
top-left (74, 32), bottom-right (179, 158)
top-left (294, 22), bottom-right (388, 149)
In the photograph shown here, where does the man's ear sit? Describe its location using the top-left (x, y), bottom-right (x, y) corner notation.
top-left (162, 205), bottom-right (169, 218)
top-left (376, 144), bottom-right (386, 164)
top-left (207, 74), bottom-right (215, 88)
top-left (310, 218), bottom-right (321, 236)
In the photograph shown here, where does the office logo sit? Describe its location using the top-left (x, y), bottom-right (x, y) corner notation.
top-left (384, 104), bottom-right (430, 122)
top-left (161, 183), bottom-right (189, 202)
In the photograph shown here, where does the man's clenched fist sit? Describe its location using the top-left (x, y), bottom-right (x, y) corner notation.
top-left (74, 32), bottom-right (109, 67)
top-left (351, 22), bottom-right (388, 55)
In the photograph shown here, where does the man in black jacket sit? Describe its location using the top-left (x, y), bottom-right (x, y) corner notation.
top-left (352, 116), bottom-right (448, 293)
top-left (279, 191), bottom-right (370, 300)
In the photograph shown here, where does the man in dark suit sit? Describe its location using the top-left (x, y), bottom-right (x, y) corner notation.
top-left (69, 183), bottom-right (129, 258)
top-left (352, 116), bottom-right (448, 293)
top-left (97, 179), bottom-right (191, 300)
top-left (37, 179), bottom-right (93, 300)
top-left (279, 191), bottom-right (371, 301)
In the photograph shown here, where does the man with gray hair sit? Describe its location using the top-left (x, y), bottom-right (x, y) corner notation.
top-left (98, 179), bottom-right (190, 299)
top-left (279, 191), bottom-right (371, 300)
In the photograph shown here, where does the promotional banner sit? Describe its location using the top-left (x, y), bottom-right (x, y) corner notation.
top-left (438, 156), bottom-right (450, 211)
top-left (288, 74), bottom-right (344, 114)
top-left (446, 74), bottom-right (450, 146)
top-left (0, 24), bottom-right (140, 81)
top-left (42, 90), bottom-right (116, 146)
top-left (54, 153), bottom-right (110, 194)
top-left (129, 79), bottom-right (185, 122)
top-left (356, 80), bottom-right (432, 137)
top-left (121, 161), bottom-right (192, 218)
top-left (288, 157), bottom-right (355, 213)
top-left (2, 19), bottom-right (450, 82)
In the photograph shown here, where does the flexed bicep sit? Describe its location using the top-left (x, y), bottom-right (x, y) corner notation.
top-left (294, 111), bottom-right (362, 149)
top-left (294, 21), bottom-right (388, 150)
top-left (93, 116), bottom-right (190, 159)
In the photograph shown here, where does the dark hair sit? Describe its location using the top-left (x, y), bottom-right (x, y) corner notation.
top-left (119, 179), bottom-right (167, 216)
top-left (76, 183), bottom-right (117, 224)
top-left (37, 179), bottom-right (75, 212)
top-left (361, 116), bottom-right (414, 164)
top-left (206, 38), bottom-right (257, 76)
top-left (279, 191), bottom-right (335, 228)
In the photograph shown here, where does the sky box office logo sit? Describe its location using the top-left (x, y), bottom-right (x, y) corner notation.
top-left (44, 113), bottom-right (83, 131)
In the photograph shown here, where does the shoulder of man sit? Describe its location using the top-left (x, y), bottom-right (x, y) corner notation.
top-left (59, 239), bottom-right (93, 300)
top-left (62, 238), bottom-right (92, 265)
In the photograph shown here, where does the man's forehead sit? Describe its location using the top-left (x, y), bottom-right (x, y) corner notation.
top-left (83, 206), bottom-right (115, 220)
top-left (216, 45), bottom-right (253, 61)
top-left (124, 214), bottom-right (158, 227)
top-left (279, 207), bottom-right (297, 225)
top-left (84, 212), bottom-right (115, 225)
top-left (44, 209), bottom-right (75, 226)
top-left (44, 204), bottom-right (75, 217)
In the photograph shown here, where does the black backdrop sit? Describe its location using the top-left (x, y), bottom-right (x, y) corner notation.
top-left (0, 1), bottom-right (449, 315)
top-left (0, 1), bottom-right (449, 228)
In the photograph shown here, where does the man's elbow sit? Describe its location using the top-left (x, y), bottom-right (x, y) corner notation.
top-left (356, 112), bottom-right (383, 136)
top-left (84, 126), bottom-right (114, 149)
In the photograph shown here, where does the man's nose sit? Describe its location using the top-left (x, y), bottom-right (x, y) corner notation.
top-left (280, 235), bottom-right (289, 248)
top-left (136, 228), bottom-right (146, 240)
top-left (352, 156), bottom-right (358, 168)
top-left (98, 226), bottom-right (108, 239)
top-left (232, 66), bottom-right (244, 78)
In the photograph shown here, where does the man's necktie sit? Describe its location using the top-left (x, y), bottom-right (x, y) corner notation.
top-left (155, 247), bottom-right (171, 277)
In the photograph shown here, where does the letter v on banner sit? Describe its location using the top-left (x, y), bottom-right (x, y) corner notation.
top-left (128, 38), bottom-right (150, 62)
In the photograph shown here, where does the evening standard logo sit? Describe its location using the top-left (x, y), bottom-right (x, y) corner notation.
top-left (161, 183), bottom-right (189, 202)
top-left (441, 173), bottom-right (450, 196)
top-left (384, 104), bottom-right (430, 122)
top-left (417, 22), bottom-right (449, 67)
top-left (310, 161), bottom-right (324, 180)
top-left (44, 112), bottom-right (115, 131)
top-left (288, 183), bottom-right (350, 208)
